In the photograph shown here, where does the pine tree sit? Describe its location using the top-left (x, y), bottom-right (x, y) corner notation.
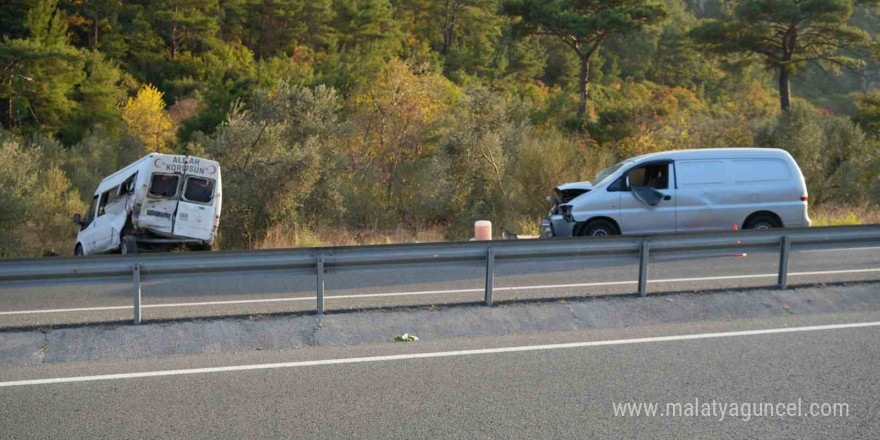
top-left (691, 0), bottom-right (878, 112)
top-left (0, 0), bottom-right (85, 134)
top-left (67, 0), bottom-right (123, 51)
top-left (149, 0), bottom-right (220, 59)
top-left (503, 0), bottom-right (667, 117)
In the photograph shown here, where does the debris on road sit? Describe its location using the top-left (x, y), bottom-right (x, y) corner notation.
top-left (395, 333), bottom-right (419, 342)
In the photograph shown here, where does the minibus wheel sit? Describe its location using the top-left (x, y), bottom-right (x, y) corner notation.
top-left (121, 236), bottom-right (138, 254)
top-left (74, 244), bottom-right (83, 256)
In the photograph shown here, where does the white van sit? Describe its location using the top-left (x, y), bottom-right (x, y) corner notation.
top-left (540, 148), bottom-right (810, 238)
top-left (73, 153), bottom-right (222, 255)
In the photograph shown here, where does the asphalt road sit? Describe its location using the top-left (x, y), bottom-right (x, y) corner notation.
top-left (1, 311), bottom-right (878, 439)
top-left (0, 243), bottom-right (878, 327)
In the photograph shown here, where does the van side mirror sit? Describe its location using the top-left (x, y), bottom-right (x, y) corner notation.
top-left (73, 213), bottom-right (82, 225)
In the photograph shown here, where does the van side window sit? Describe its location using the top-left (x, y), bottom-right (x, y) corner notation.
top-left (626, 164), bottom-right (669, 190)
top-left (149, 174), bottom-right (179, 198)
top-left (183, 177), bottom-right (215, 204)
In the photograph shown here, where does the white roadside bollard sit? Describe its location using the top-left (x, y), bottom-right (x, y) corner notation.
top-left (474, 220), bottom-right (492, 241)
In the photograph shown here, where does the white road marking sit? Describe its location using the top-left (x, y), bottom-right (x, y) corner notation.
top-left (0, 305), bottom-right (134, 315)
top-left (2, 320), bottom-right (878, 387)
top-left (0, 268), bottom-right (877, 316)
top-left (800, 246), bottom-right (880, 253)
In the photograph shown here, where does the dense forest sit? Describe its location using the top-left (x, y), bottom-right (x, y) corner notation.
top-left (1, 0), bottom-right (878, 256)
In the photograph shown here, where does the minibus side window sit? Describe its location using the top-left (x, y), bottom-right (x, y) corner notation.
top-left (120, 172), bottom-right (138, 194)
top-left (97, 188), bottom-right (116, 216)
top-left (149, 174), bottom-right (179, 198)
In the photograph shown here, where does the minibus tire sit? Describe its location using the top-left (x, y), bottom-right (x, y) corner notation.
top-left (121, 236), bottom-right (138, 254)
top-left (74, 244), bottom-right (83, 256)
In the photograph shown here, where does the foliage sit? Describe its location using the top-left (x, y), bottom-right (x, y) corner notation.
top-left (0, 131), bottom-right (86, 257)
top-left (195, 83), bottom-right (338, 247)
top-left (0, 134), bottom-right (36, 257)
top-left (0, 0), bottom-right (878, 256)
top-left (120, 84), bottom-right (176, 152)
top-left (691, 0), bottom-right (876, 111)
top-left (0, 0), bottom-right (87, 135)
top-left (853, 91), bottom-right (880, 139)
top-left (503, 0), bottom-right (667, 117)
top-left (755, 102), bottom-right (876, 204)
top-left (28, 166), bottom-right (87, 254)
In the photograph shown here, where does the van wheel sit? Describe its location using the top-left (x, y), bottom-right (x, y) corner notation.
top-left (580, 219), bottom-right (620, 237)
top-left (121, 236), bottom-right (138, 254)
top-left (744, 215), bottom-right (782, 230)
top-left (74, 244), bottom-right (84, 256)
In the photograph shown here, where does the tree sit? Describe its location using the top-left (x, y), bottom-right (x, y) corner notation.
top-left (333, 0), bottom-right (401, 51)
top-left (26, 0), bottom-right (69, 46)
top-left (60, 51), bottom-right (126, 143)
top-left (28, 166), bottom-right (87, 254)
top-left (0, 1), bottom-right (31, 41)
top-left (0, 133), bottom-right (36, 257)
top-left (691, 0), bottom-right (878, 112)
top-left (196, 83), bottom-right (337, 247)
top-left (149, 0), bottom-right (220, 59)
top-left (417, 0), bottom-right (500, 55)
top-left (853, 91), bottom-right (880, 139)
top-left (242, 0), bottom-right (334, 59)
top-left (353, 59), bottom-right (453, 201)
top-left (0, 0), bottom-right (86, 134)
top-left (503, 0), bottom-right (666, 117)
top-left (67, 0), bottom-right (123, 51)
top-left (0, 131), bottom-right (84, 256)
top-left (120, 84), bottom-right (175, 152)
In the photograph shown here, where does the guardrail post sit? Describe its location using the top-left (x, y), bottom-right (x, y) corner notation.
top-left (132, 263), bottom-right (141, 325)
top-left (485, 246), bottom-right (494, 306)
top-left (778, 236), bottom-right (791, 289)
top-left (638, 241), bottom-right (649, 297)
top-left (316, 254), bottom-right (325, 314)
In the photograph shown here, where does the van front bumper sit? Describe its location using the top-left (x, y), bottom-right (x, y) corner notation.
top-left (540, 220), bottom-right (553, 238)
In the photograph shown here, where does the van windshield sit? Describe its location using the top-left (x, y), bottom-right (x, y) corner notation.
top-left (183, 177), bottom-right (215, 203)
top-left (149, 174), bottom-right (179, 198)
top-left (593, 162), bottom-right (628, 187)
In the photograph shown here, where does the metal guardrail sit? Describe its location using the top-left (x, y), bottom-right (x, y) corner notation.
top-left (1, 225), bottom-right (879, 324)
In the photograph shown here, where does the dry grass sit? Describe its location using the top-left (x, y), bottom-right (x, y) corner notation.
top-left (809, 204), bottom-right (880, 226)
top-left (256, 224), bottom-right (447, 249)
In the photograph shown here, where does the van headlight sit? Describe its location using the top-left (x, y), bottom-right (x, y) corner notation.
top-left (559, 205), bottom-right (574, 222)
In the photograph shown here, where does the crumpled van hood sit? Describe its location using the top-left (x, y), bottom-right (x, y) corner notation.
top-left (555, 181), bottom-right (593, 192)
top-left (554, 181), bottom-right (593, 204)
